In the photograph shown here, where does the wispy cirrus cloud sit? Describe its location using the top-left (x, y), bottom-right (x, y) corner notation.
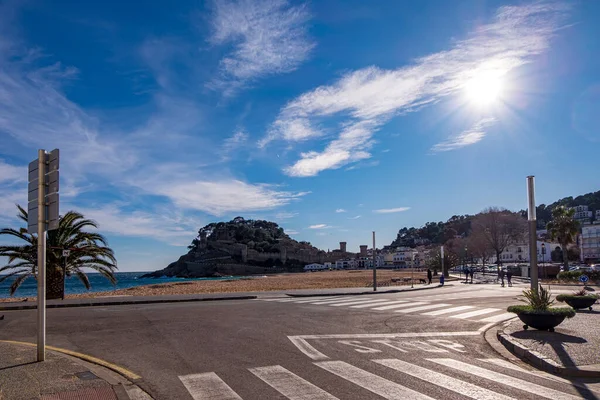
top-left (285, 229), bottom-right (299, 235)
top-left (208, 0), bottom-right (313, 94)
top-left (262, 2), bottom-right (569, 176)
top-left (348, 215), bottom-right (361, 220)
top-left (275, 211), bottom-right (298, 219)
top-left (335, 208), bottom-right (347, 213)
top-left (0, 160), bottom-right (24, 184)
top-left (308, 224), bottom-right (332, 229)
top-left (431, 117), bottom-right (497, 152)
top-left (221, 129), bottom-right (249, 160)
top-left (373, 207), bottom-right (410, 214)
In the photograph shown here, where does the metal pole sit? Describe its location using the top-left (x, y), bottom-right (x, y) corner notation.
top-left (441, 246), bottom-right (445, 277)
top-left (37, 149), bottom-right (46, 362)
top-left (62, 251), bottom-right (67, 301)
top-left (411, 253), bottom-right (414, 288)
top-left (527, 176), bottom-right (538, 293)
top-left (372, 231), bottom-right (377, 292)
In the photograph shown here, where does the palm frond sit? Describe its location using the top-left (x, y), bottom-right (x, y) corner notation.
top-left (9, 273), bottom-right (32, 296)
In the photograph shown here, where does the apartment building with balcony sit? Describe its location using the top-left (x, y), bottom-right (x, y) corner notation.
top-left (582, 224), bottom-right (600, 263)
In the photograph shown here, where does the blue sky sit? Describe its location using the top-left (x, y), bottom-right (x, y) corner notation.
top-left (0, 0), bottom-right (599, 272)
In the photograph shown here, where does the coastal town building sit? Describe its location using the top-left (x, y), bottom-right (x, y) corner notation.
top-left (582, 224), bottom-right (600, 263)
top-left (571, 205), bottom-right (593, 224)
top-left (487, 241), bottom-right (561, 264)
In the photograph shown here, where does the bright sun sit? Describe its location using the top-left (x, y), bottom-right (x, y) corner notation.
top-left (465, 71), bottom-right (504, 106)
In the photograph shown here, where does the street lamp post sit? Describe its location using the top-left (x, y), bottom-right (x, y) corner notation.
top-left (464, 246), bottom-right (468, 283)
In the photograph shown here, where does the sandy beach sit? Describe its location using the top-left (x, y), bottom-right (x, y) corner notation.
top-left (0, 270), bottom-right (430, 301)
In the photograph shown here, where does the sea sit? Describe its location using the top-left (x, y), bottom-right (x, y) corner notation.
top-left (0, 272), bottom-right (246, 299)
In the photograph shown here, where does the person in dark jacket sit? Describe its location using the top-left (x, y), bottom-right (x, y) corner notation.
top-left (507, 269), bottom-right (513, 287)
top-left (427, 269), bottom-right (433, 285)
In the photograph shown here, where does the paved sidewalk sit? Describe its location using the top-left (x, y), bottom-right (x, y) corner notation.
top-left (0, 341), bottom-right (151, 400)
top-left (499, 309), bottom-right (600, 377)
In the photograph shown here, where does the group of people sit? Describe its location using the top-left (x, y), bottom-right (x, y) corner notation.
top-left (498, 268), bottom-right (513, 287)
top-left (426, 268), bottom-right (445, 286)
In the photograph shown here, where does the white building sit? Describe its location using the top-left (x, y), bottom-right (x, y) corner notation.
top-left (571, 205), bottom-right (593, 223)
top-left (488, 241), bottom-right (561, 264)
top-left (304, 263), bottom-right (326, 271)
top-left (335, 259), bottom-right (356, 269)
top-left (392, 249), bottom-right (419, 267)
top-left (582, 224), bottom-right (600, 263)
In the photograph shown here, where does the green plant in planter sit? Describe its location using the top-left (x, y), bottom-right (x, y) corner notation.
top-left (555, 288), bottom-right (599, 311)
top-left (507, 285), bottom-right (575, 331)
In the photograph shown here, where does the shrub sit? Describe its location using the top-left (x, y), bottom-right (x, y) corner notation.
top-left (557, 270), bottom-right (600, 282)
top-left (518, 285), bottom-right (554, 310)
top-left (556, 293), bottom-right (599, 302)
top-left (506, 305), bottom-right (576, 318)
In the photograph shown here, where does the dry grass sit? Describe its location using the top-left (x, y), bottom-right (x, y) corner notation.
top-left (0, 270), bottom-right (428, 301)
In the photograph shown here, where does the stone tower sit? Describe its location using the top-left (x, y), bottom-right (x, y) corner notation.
top-left (340, 242), bottom-right (347, 253)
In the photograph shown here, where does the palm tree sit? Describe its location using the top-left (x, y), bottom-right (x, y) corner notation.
top-left (546, 206), bottom-right (580, 271)
top-left (0, 205), bottom-right (118, 299)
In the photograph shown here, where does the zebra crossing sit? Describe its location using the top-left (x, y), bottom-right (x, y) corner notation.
top-left (177, 356), bottom-right (585, 399)
top-left (256, 294), bottom-right (516, 324)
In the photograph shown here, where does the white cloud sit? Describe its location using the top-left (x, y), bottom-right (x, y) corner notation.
top-left (148, 179), bottom-right (307, 216)
top-left (77, 204), bottom-right (201, 246)
top-left (222, 129), bottom-right (249, 159)
top-left (209, 0), bottom-right (313, 92)
top-left (335, 208), bottom-right (347, 213)
top-left (348, 215), bottom-right (361, 220)
top-left (431, 117), bottom-right (497, 152)
top-left (263, 2), bottom-right (569, 175)
top-left (285, 229), bottom-right (299, 235)
top-left (373, 207), bottom-right (411, 214)
top-left (0, 160), bottom-right (25, 184)
top-left (275, 211), bottom-right (298, 219)
top-left (308, 224), bottom-right (331, 229)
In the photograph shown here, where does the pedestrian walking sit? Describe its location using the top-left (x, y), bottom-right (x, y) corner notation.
top-left (507, 269), bottom-right (513, 287)
top-left (440, 274), bottom-right (445, 286)
top-left (470, 268), bottom-right (474, 284)
top-left (427, 268), bottom-right (433, 285)
top-left (499, 269), bottom-right (506, 287)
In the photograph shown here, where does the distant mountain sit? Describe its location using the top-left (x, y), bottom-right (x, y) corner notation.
top-left (143, 217), bottom-right (326, 278)
top-left (388, 190), bottom-right (599, 249)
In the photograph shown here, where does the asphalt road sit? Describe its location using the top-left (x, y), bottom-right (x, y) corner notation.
top-left (1, 284), bottom-right (598, 400)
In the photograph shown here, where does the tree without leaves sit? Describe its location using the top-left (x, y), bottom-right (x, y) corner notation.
top-left (471, 207), bottom-right (527, 266)
top-left (0, 205), bottom-right (118, 299)
top-left (546, 206), bottom-right (580, 270)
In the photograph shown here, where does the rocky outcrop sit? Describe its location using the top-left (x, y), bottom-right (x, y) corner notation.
top-left (142, 217), bottom-right (330, 278)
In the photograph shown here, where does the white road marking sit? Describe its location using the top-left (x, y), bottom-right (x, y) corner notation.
top-left (374, 359), bottom-right (515, 400)
top-left (315, 361), bottom-right (434, 400)
top-left (179, 372), bottom-right (242, 400)
top-left (329, 299), bottom-right (393, 307)
top-left (394, 304), bottom-right (450, 313)
top-left (349, 300), bottom-right (409, 308)
top-left (288, 332), bottom-right (481, 360)
top-left (372, 302), bottom-right (427, 311)
top-left (478, 312), bottom-right (515, 323)
top-left (310, 297), bottom-right (373, 305)
top-left (429, 358), bottom-right (581, 400)
top-left (249, 365), bottom-right (339, 400)
top-left (450, 308), bottom-right (500, 319)
top-left (421, 305), bottom-right (474, 316)
top-left (293, 297), bottom-right (346, 303)
top-left (478, 359), bottom-right (574, 385)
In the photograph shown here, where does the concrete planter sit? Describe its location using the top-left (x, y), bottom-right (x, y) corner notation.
top-left (562, 296), bottom-right (597, 311)
top-left (517, 313), bottom-right (566, 332)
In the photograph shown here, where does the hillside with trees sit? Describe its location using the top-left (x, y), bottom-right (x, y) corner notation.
top-left (390, 190), bottom-right (599, 249)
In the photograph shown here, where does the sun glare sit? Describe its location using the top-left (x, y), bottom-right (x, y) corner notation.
top-left (465, 71), bottom-right (504, 106)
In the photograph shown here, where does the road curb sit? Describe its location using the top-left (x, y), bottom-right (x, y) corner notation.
top-left (0, 340), bottom-right (154, 399)
top-left (0, 295), bottom-right (257, 311)
top-left (496, 328), bottom-right (600, 378)
top-left (285, 283), bottom-right (449, 297)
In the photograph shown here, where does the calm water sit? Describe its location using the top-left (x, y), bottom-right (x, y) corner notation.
top-left (0, 272), bottom-right (246, 299)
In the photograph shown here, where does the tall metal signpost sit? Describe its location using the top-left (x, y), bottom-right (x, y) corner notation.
top-left (527, 176), bottom-right (538, 293)
top-left (372, 231), bottom-right (377, 292)
top-left (28, 149), bottom-right (59, 362)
